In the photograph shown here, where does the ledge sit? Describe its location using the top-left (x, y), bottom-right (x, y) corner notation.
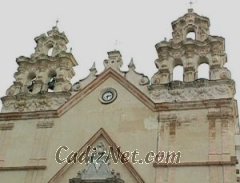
top-left (0, 98), bottom-right (236, 121)
top-left (0, 165), bottom-right (47, 171)
top-left (0, 69), bottom-right (237, 121)
top-left (153, 160), bottom-right (237, 167)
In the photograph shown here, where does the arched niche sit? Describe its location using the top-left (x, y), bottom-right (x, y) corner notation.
top-left (184, 25), bottom-right (197, 40)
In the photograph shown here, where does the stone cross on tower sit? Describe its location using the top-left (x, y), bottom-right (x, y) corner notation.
top-left (189, 0), bottom-right (194, 8)
top-left (56, 19), bottom-right (59, 27)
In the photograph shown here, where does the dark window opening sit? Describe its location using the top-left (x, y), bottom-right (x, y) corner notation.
top-left (48, 74), bottom-right (57, 92)
top-left (27, 76), bottom-right (36, 93)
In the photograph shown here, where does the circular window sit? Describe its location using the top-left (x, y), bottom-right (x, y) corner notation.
top-left (99, 88), bottom-right (117, 104)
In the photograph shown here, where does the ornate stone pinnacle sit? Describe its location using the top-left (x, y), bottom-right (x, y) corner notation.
top-left (89, 62), bottom-right (97, 73)
top-left (128, 58), bottom-right (136, 70)
top-left (103, 50), bottom-right (123, 71)
top-left (56, 19), bottom-right (59, 27)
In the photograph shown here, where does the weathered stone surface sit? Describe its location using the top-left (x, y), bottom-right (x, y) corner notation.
top-left (1, 26), bottom-right (77, 113)
top-left (0, 8), bottom-right (239, 183)
top-left (152, 9), bottom-right (229, 84)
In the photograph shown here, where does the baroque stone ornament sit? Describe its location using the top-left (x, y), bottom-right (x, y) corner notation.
top-left (104, 50), bottom-right (123, 72)
top-left (125, 58), bottom-right (150, 93)
top-left (1, 92), bottom-right (71, 113)
top-left (72, 62), bottom-right (97, 91)
top-left (0, 9), bottom-right (235, 113)
top-left (150, 81), bottom-right (235, 103)
top-left (152, 9), bottom-right (228, 84)
top-left (1, 26), bottom-right (77, 113)
top-left (69, 142), bottom-right (124, 183)
top-left (149, 80), bottom-right (235, 103)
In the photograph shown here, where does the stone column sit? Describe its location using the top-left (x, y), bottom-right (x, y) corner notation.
top-left (0, 123), bottom-right (14, 167)
top-left (156, 114), bottom-right (177, 183)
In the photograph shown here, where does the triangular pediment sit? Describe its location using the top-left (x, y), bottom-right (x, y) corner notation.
top-left (59, 68), bottom-right (155, 115)
top-left (48, 128), bottom-right (144, 183)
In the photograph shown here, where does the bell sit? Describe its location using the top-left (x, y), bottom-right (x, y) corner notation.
top-left (27, 80), bottom-right (36, 92)
top-left (48, 77), bottom-right (56, 90)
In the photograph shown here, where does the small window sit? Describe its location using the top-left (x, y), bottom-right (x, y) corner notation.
top-left (27, 76), bottom-right (36, 93)
top-left (48, 73), bottom-right (57, 92)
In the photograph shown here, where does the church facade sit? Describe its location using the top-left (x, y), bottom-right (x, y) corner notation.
top-left (0, 9), bottom-right (239, 183)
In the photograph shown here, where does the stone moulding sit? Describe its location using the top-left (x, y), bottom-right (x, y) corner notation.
top-left (0, 69), bottom-right (237, 121)
top-left (0, 165), bottom-right (46, 171)
top-left (153, 156), bottom-right (238, 167)
top-left (1, 92), bottom-right (71, 113)
top-left (0, 123), bottom-right (14, 130)
top-left (153, 159), bottom-right (237, 167)
top-left (16, 52), bottom-right (77, 66)
top-left (207, 112), bottom-right (234, 120)
top-left (149, 79), bottom-right (235, 103)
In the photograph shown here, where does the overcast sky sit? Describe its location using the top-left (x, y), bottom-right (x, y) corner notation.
top-left (0, 0), bottom-right (239, 109)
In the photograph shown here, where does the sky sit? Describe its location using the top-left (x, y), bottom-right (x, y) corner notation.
top-left (0, 0), bottom-right (239, 109)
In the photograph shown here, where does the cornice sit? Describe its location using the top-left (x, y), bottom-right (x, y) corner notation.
top-left (0, 68), bottom-right (236, 121)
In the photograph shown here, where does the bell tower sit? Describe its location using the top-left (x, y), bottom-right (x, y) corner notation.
top-left (152, 8), bottom-right (230, 84)
top-left (1, 26), bottom-right (78, 112)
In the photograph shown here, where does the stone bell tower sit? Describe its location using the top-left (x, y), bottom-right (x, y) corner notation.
top-left (152, 8), bottom-right (231, 84)
top-left (1, 26), bottom-right (78, 112)
top-left (150, 9), bottom-right (239, 183)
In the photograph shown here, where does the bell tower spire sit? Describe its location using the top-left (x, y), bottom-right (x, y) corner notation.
top-left (1, 26), bottom-right (78, 112)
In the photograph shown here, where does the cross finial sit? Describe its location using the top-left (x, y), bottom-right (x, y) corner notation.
top-left (56, 19), bottom-right (59, 27)
top-left (189, 0), bottom-right (193, 8)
